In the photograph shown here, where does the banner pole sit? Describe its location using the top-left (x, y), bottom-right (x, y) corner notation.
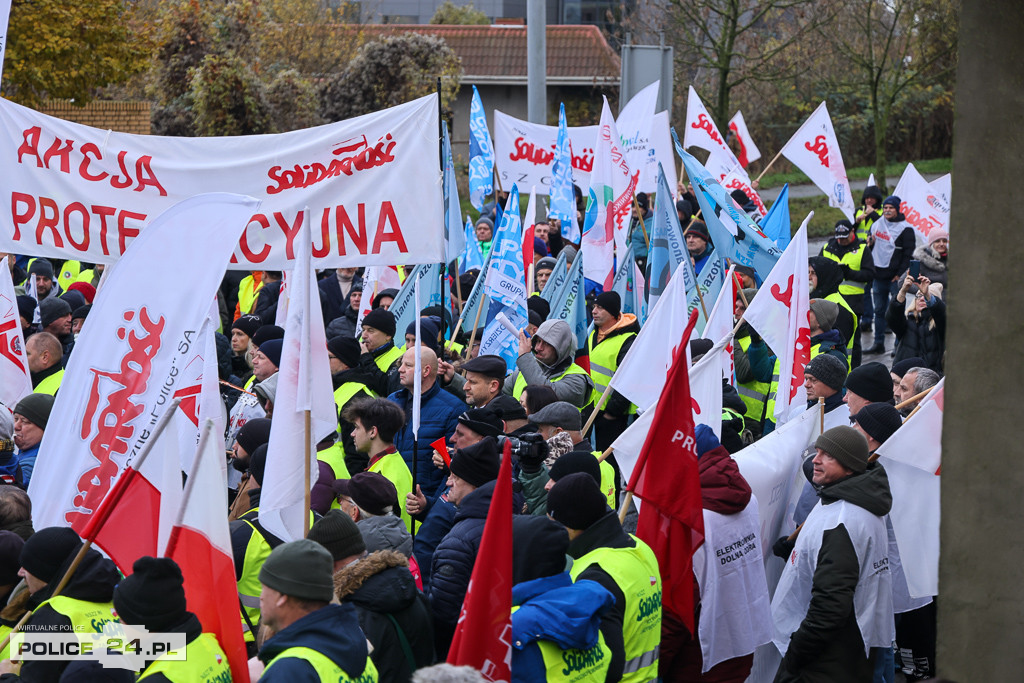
top-left (304, 409), bottom-right (312, 538)
top-left (754, 148), bottom-right (785, 184)
top-left (467, 294), bottom-right (488, 356)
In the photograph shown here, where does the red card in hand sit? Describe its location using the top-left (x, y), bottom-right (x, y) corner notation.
top-left (431, 437), bottom-right (451, 468)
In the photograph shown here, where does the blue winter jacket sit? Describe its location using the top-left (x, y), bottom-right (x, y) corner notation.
top-left (388, 382), bottom-right (464, 498)
top-left (257, 604), bottom-right (373, 682)
top-left (412, 487), bottom-right (458, 592)
top-left (16, 444), bottom-right (38, 488)
top-left (512, 572), bottom-right (616, 683)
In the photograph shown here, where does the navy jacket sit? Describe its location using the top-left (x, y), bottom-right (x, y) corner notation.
top-left (257, 604), bottom-right (372, 682)
top-left (388, 382), bottom-right (463, 498)
top-left (412, 488), bottom-right (457, 592)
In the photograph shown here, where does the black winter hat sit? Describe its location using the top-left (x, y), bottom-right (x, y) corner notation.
top-left (852, 403), bottom-right (904, 445)
top-left (16, 296), bottom-right (36, 321)
top-left (804, 354), bottom-right (848, 392)
top-left (113, 557), bottom-right (187, 631)
top-left (14, 393), bottom-right (55, 429)
top-left (0, 531), bottom-right (25, 587)
top-left (372, 288), bottom-right (399, 310)
top-left (28, 259), bottom-right (54, 279)
top-left (362, 308), bottom-right (396, 338)
top-left (815, 426), bottom-right (870, 473)
top-left (235, 417), bottom-right (272, 456)
top-left (259, 539), bottom-right (335, 602)
top-left (327, 336), bottom-right (362, 369)
top-left (834, 220), bottom-right (854, 238)
top-left (676, 199), bottom-right (694, 221)
top-left (71, 304), bottom-right (91, 322)
top-left (450, 436), bottom-right (501, 488)
top-left (845, 362), bottom-right (894, 403)
top-left (258, 338), bottom-right (283, 369)
top-left (547, 473), bottom-right (608, 531)
top-left (594, 291), bottom-right (621, 318)
top-left (308, 510), bottom-right (366, 561)
top-left (685, 220), bottom-right (711, 243)
top-left (890, 357), bottom-right (925, 378)
top-left (251, 325), bottom-right (285, 348)
top-left (548, 451), bottom-right (601, 485)
top-left (883, 195), bottom-right (902, 209)
top-left (457, 408), bottom-right (504, 438)
top-left (248, 443), bottom-right (268, 486)
top-left (527, 296), bottom-right (551, 321)
top-left (231, 314), bottom-right (262, 339)
top-left (59, 290), bottom-right (86, 313)
top-left (20, 527), bottom-right (82, 583)
top-left (513, 515), bottom-right (569, 585)
top-left (38, 297), bottom-right (71, 328)
top-left (487, 394), bottom-right (527, 421)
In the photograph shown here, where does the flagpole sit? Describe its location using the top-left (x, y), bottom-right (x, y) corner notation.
top-left (894, 388), bottom-right (932, 411)
top-left (618, 492), bottom-right (633, 524)
top-left (454, 258), bottom-right (464, 316)
top-left (164, 419), bottom-right (215, 556)
top-left (754, 148), bottom-right (785, 184)
top-left (467, 294), bottom-right (488, 356)
top-left (694, 280), bottom-right (710, 321)
top-left (631, 194), bottom-right (650, 249)
top-left (304, 409), bottom-right (312, 538)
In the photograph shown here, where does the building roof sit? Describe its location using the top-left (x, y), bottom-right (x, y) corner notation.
top-left (356, 24), bottom-right (621, 85)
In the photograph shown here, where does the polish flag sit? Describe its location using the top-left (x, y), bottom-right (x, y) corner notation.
top-left (166, 419), bottom-right (250, 683)
top-left (522, 187), bottom-right (537, 275)
top-left (728, 110), bottom-right (761, 167)
top-left (0, 264), bottom-right (31, 409)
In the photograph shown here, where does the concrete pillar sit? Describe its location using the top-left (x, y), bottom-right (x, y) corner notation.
top-left (939, 0), bottom-right (1024, 678)
top-left (526, 0), bottom-right (546, 123)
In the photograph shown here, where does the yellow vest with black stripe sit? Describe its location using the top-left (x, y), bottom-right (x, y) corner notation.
top-left (34, 369), bottom-right (64, 396)
top-left (35, 595), bottom-right (119, 640)
top-left (137, 632), bottom-right (231, 682)
top-left (368, 451), bottom-right (413, 533)
top-left (569, 538), bottom-right (661, 683)
top-left (735, 336), bottom-right (769, 424)
top-left (265, 645), bottom-right (379, 682)
top-left (511, 363), bottom-right (593, 409)
top-left (372, 344), bottom-right (404, 373)
top-left (854, 208), bottom-right (878, 242)
top-left (587, 329), bottom-right (637, 413)
top-left (512, 605), bottom-right (613, 683)
top-left (822, 242), bottom-right (868, 296)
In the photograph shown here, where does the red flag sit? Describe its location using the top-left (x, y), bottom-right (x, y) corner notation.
top-left (447, 441), bottom-right (513, 681)
top-left (628, 308), bottom-right (705, 633)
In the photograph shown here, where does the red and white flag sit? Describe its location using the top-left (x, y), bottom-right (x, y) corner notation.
top-left (0, 263), bottom-right (31, 410)
top-left (582, 98), bottom-right (637, 289)
top-left (629, 308), bottom-right (704, 632)
top-left (29, 193), bottom-right (261, 532)
top-left (742, 214), bottom-right (812, 425)
top-left (683, 86), bottom-right (741, 179)
top-left (447, 440), bottom-right (513, 681)
top-left (721, 167), bottom-right (768, 217)
top-left (728, 110), bottom-right (761, 168)
top-left (780, 102), bottom-right (856, 221)
top-left (358, 265), bottom-right (402, 334)
top-left (893, 162), bottom-right (950, 243)
top-left (522, 187), bottom-right (537, 274)
top-left (166, 420), bottom-right (250, 683)
top-left (702, 265), bottom-right (736, 383)
top-left (172, 312), bottom-right (226, 473)
top-left (875, 380), bottom-right (943, 598)
top-left (259, 209), bottom-right (337, 542)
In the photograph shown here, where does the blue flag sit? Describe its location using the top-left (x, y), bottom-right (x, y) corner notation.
top-left (760, 183), bottom-right (792, 251)
top-left (460, 216), bottom-right (485, 274)
top-left (689, 256), bottom-right (726, 333)
top-left (458, 248), bottom-right (493, 335)
top-left (647, 163), bottom-right (694, 312)
top-left (479, 185), bottom-right (529, 368)
top-left (550, 252), bottom-right (588, 350)
top-left (539, 251), bottom-right (569, 304)
top-left (469, 86), bottom-right (495, 212)
top-left (673, 130), bottom-right (783, 282)
top-left (389, 263), bottom-right (444, 344)
top-left (443, 124), bottom-right (466, 263)
top-left (549, 103), bottom-right (580, 243)
top-left (611, 246), bottom-right (646, 324)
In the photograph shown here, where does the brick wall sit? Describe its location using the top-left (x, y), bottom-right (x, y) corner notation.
top-left (39, 100), bottom-right (151, 135)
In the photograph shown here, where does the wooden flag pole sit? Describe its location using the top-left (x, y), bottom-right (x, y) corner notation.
top-left (164, 419), bottom-right (215, 555)
top-left (895, 388), bottom-right (932, 411)
top-left (754, 148), bottom-right (785, 184)
top-left (304, 409), bottom-right (312, 538)
top-left (618, 492), bottom-right (633, 524)
top-left (597, 446), bottom-right (614, 462)
top-left (632, 193), bottom-right (650, 249)
top-left (466, 294), bottom-right (488, 356)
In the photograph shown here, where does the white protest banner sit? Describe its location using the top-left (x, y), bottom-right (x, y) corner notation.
top-left (0, 95), bottom-right (442, 269)
top-left (29, 193), bottom-right (260, 530)
top-left (0, 0), bottom-right (9, 84)
top-left (893, 162), bottom-right (950, 243)
top-left (616, 81), bottom-right (659, 186)
top-left (494, 110), bottom-right (597, 190)
top-left (721, 167), bottom-right (768, 217)
top-left (683, 86), bottom-right (741, 176)
top-left (640, 111), bottom-right (678, 195)
top-left (0, 263), bottom-right (31, 409)
top-left (780, 101), bottom-right (856, 221)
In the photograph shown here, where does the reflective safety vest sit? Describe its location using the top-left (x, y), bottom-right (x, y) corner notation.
top-left (372, 344), bottom-right (404, 373)
top-left (138, 632), bottom-right (231, 682)
top-left (735, 336), bottom-right (769, 424)
top-left (368, 451), bottom-right (413, 533)
top-left (264, 645), bottom-right (379, 682)
top-left (243, 374), bottom-right (258, 392)
top-left (589, 451), bottom-right (617, 511)
top-left (512, 364), bottom-right (593, 410)
top-left (57, 260), bottom-right (82, 292)
top-left (441, 339), bottom-right (465, 358)
top-left (825, 292), bottom-right (858, 357)
top-left (569, 538), bottom-right (661, 683)
top-left (0, 624), bottom-right (10, 660)
top-left (319, 445), bottom-right (351, 481)
top-left (765, 340), bottom-right (848, 421)
top-left (237, 508), bottom-right (282, 643)
top-left (235, 274), bottom-right (263, 319)
top-left (334, 382), bottom-right (375, 423)
top-left (36, 595), bottom-right (119, 641)
top-left (854, 208), bottom-right (878, 242)
top-left (512, 605), bottom-right (613, 683)
top-left (822, 242), bottom-right (868, 296)
top-left (587, 329), bottom-right (636, 413)
top-left (34, 369), bottom-right (64, 396)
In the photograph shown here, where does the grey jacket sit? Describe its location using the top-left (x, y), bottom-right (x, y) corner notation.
top-left (358, 514), bottom-right (413, 557)
top-left (503, 319), bottom-right (593, 408)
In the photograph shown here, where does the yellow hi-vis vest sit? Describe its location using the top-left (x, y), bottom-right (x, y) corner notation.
top-left (57, 260), bottom-right (82, 292)
top-left (765, 341), bottom-right (848, 421)
top-left (137, 632), bottom-right (231, 682)
top-left (854, 207), bottom-right (878, 242)
top-left (34, 595), bottom-right (119, 640)
top-left (587, 329), bottom-right (637, 413)
top-left (569, 537), bottom-right (662, 683)
top-left (822, 242), bottom-right (868, 296)
top-left (334, 382), bottom-right (375, 423)
top-left (825, 292), bottom-right (858, 357)
top-left (512, 364), bottom-right (593, 410)
top-left (237, 508), bottom-right (279, 643)
top-left (512, 605), bottom-right (613, 683)
top-left (372, 344), bottom-right (404, 373)
top-left (586, 450), bottom-right (618, 511)
top-left (735, 336), bottom-right (769, 424)
top-left (236, 274), bottom-right (263, 319)
top-left (265, 645), bottom-right (379, 682)
top-left (34, 369), bottom-right (64, 395)
top-left (368, 451), bottom-right (414, 533)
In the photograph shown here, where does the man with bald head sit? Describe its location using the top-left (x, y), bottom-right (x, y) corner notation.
top-left (25, 333), bottom-right (64, 395)
top-left (387, 346), bottom-right (464, 498)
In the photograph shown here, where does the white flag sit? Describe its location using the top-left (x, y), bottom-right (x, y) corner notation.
top-left (893, 162), bottom-right (950, 243)
top-left (742, 214), bottom-right (812, 425)
top-left (702, 265), bottom-right (736, 383)
top-left (780, 102), bottom-right (856, 221)
top-left (616, 81), bottom-right (660, 184)
top-left (0, 263), bottom-right (31, 409)
top-left (0, 0), bottom-right (9, 85)
top-left (683, 86), bottom-right (741, 177)
top-left (29, 193), bottom-right (260, 530)
top-left (728, 110), bottom-right (762, 167)
top-left (260, 210), bottom-right (337, 542)
top-left (172, 313), bottom-right (226, 473)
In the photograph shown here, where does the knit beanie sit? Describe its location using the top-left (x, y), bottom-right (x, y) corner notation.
top-left (852, 403), bottom-right (904, 445)
top-left (28, 259), bottom-right (54, 279)
top-left (251, 325), bottom-right (285, 348)
top-left (535, 256), bottom-right (557, 274)
top-left (883, 195), bottom-right (901, 209)
top-left (548, 451), bottom-right (601, 485)
top-left (259, 539), bottom-right (335, 602)
top-left (0, 531), bottom-right (25, 586)
top-left (845, 362), bottom-right (894, 403)
top-left (475, 216), bottom-right (495, 232)
top-left (248, 444), bottom-right (268, 486)
top-left (594, 291), bottom-right (621, 318)
top-left (362, 308), bottom-right (396, 338)
top-left (815, 426), bottom-right (870, 473)
top-left (927, 228), bottom-right (949, 246)
top-left (231, 314), bottom-right (262, 339)
top-left (487, 394), bottom-right (527, 421)
top-left (694, 424), bottom-right (721, 458)
top-left (684, 221), bottom-right (711, 243)
top-left (529, 310), bottom-right (542, 328)
top-left (739, 288), bottom-right (757, 305)
top-left (71, 305), bottom-right (91, 322)
top-left (405, 317), bottom-right (440, 354)
top-left (890, 357), bottom-right (924, 378)
top-left (804, 354), bottom-right (848, 391)
top-left (113, 557), bottom-right (187, 631)
top-left (16, 296), bottom-right (36, 322)
top-left (457, 408), bottom-right (504, 438)
top-left (66, 281), bottom-right (96, 304)
top-left (527, 296), bottom-right (551, 321)
top-left (235, 418), bottom-right (272, 456)
top-left (513, 515), bottom-right (570, 585)
top-left (38, 298), bottom-right (71, 329)
top-left (58, 290), bottom-right (86, 313)
top-left (308, 510), bottom-right (366, 561)
top-left (449, 436), bottom-right (501, 488)
top-left (13, 393), bottom-right (55, 429)
top-left (327, 336), bottom-right (362, 369)
top-left (20, 527), bottom-right (82, 583)
top-left (547, 473), bottom-right (608, 530)
top-left (809, 299), bottom-right (839, 332)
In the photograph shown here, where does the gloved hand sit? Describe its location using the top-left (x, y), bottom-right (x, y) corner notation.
top-left (517, 437), bottom-right (548, 473)
top-left (773, 535), bottom-right (795, 560)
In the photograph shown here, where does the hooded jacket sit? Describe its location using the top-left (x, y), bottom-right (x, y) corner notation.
top-left (254, 372), bottom-right (279, 412)
top-left (590, 314), bottom-right (640, 417)
top-left (503, 319), bottom-right (594, 409)
top-left (334, 551), bottom-right (434, 683)
top-left (809, 256), bottom-right (856, 345)
top-left (388, 381), bottom-right (463, 498)
top-left (358, 514), bottom-right (413, 557)
top-left (257, 604), bottom-right (373, 682)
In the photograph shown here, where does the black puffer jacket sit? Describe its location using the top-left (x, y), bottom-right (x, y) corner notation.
top-left (335, 551), bottom-right (434, 683)
top-left (886, 295), bottom-right (946, 373)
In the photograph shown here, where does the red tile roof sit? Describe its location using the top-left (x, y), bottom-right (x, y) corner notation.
top-left (356, 24), bottom-right (621, 84)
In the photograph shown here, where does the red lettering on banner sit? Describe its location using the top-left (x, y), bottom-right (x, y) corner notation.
top-left (275, 212), bottom-right (304, 260)
top-left (43, 137), bottom-right (74, 174)
top-left (691, 114), bottom-right (725, 147)
top-left (134, 156), bottom-right (166, 195)
top-left (804, 135), bottom-right (830, 168)
top-left (790, 325), bottom-right (811, 398)
top-left (265, 134), bottom-right (398, 195)
top-left (79, 143), bottom-right (108, 182)
top-left (17, 127), bottom-right (43, 167)
top-left (900, 202), bottom-right (942, 238)
top-left (313, 209), bottom-right (333, 259)
top-left (117, 210), bottom-right (145, 254)
top-left (37, 197), bottom-right (63, 247)
top-left (606, 171), bottom-right (640, 236)
top-left (336, 205), bottom-right (368, 256)
top-left (372, 202), bottom-right (407, 254)
top-left (724, 178), bottom-right (767, 215)
top-left (64, 202), bottom-right (91, 251)
top-left (111, 151), bottom-right (133, 189)
top-left (509, 137), bottom-right (595, 173)
top-left (0, 319), bottom-right (26, 374)
top-left (66, 308), bottom-right (164, 526)
top-left (10, 192), bottom-right (147, 253)
top-left (93, 205), bottom-right (117, 256)
top-left (238, 214), bottom-right (273, 264)
top-left (771, 275), bottom-right (794, 307)
top-left (570, 144), bottom-right (594, 173)
top-left (11, 193), bottom-right (34, 241)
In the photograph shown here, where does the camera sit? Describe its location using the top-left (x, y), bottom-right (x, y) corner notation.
top-left (497, 432), bottom-right (548, 462)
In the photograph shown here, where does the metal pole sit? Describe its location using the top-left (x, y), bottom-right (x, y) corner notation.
top-left (527, 0), bottom-right (547, 123)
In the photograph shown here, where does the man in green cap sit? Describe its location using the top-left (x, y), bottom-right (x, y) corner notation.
top-left (256, 539), bottom-right (378, 682)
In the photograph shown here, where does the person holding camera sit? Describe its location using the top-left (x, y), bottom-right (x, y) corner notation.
top-left (887, 273), bottom-right (946, 373)
top-left (866, 196), bottom-right (916, 354)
